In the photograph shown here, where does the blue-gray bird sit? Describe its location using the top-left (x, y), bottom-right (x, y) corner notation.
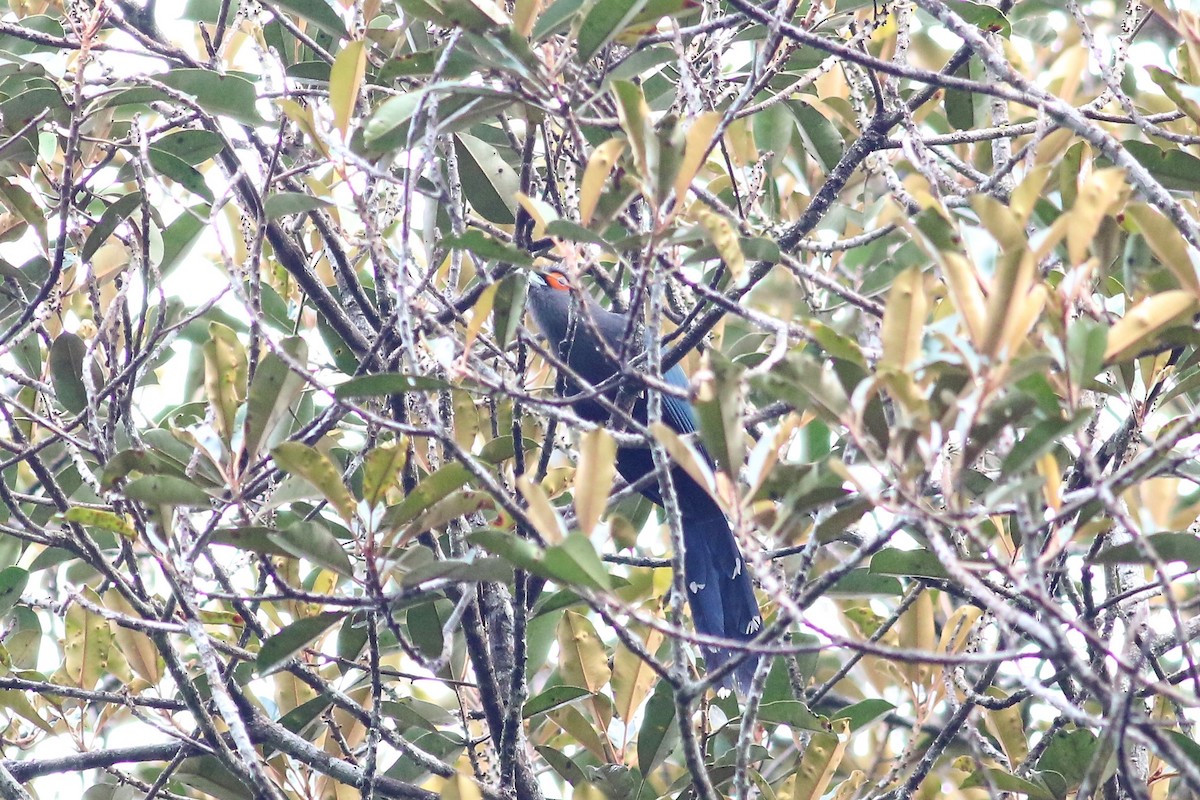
top-left (527, 269), bottom-right (762, 691)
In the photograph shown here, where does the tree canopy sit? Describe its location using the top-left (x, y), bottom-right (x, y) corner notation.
top-left (0, 0), bottom-right (1199, 799)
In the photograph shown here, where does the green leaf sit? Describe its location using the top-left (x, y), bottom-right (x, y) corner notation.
top-left (362, 91), bottom-right (425, 151)
top-left (1161, 730), bottom-right (1200, 784)
top-left (406, 602), bottom-right (444, 658)
top-left (124, 476), bottom-right (213, 507)
top-left (64, 507), bottom-right (137, 540)
top-left (49, 333), bottom-right (92, 413)
top-left (241, 337), bottom-right (308, 462)
top-left (1120, 141), bottom-right (1200, 193)
top-left (270, 0), bottom-right (349, 36)
top-left (271, 442), bottom-right (356, 523)
top-left (636, 680), bottom-right (678, 775)
top-left (475, 528), bottom-right (614, 591)
top-left (153, 129), bottom-right (224, 165)
top-left (1000, 411), bottom-right (1088, 477)
top-left (476, 435), bottom-right (537, 465)
top-left (832, 698), bottom-right (895, 731)
top-left (952, 2), bottom-right (1011, 36)
top-left (391, 489), bottom-right (494, 546)
top-left (334, 373), bottom-right (457, 398)
top-left (362, 440), bottom-right (408, 509)
top-left (826, 570), bottom-right (904, 596)
top-left (147, 147), bottom-right (213, 201)
top-left (209, 526), bottom-right (297, 558)
top-left (752, 700), bottom-right (827, 732)
top-left (82, 192), bottom-right (143, 261)
top-left (453, 132), bottom-right (519, 224)
top-left (442, 230), bottom-right (534, 265)
top-left (543, 533), bottom-right (612, 591)
top-left (158, 69), bottom-right (263, 126)
top-left (1093, 532), bottom-right (1200, 570)
top-left (533, 0), bottom-right (584, 40)
top-left (523, 685), bottom-right (591, 718)
top-left (492, 272), bottom-right (526, 349)
top-left (469, 528), bottom-right (543, 572)
top-left (263, 192), bottom-right (333, 219)
top-left (159, 206), bottom-right (208, 276)
top-left (268, 520), bottom-right (354, 578)
top-left (383, 463), bottom-right (472, 530)
top-left (790, 100), bottom-right (844, 173)
top-left (0, 567), bottom-right (28, 617)
top-left (1037, 728), bottom-right (1098, 798)
top-left (611, 80), bottom-right (653, 183)
top-left (256, 611), bottom-right (345, 676)
top-left (175, 756), bottom-right (256, 800)
top-left (0, 15), bottom-right (65, 56)
top-left (400, 555), bottom-right (513, 587)
top-left (577, 0), bottom-right (650, 62)
top-left (961, 769), bottom-right (1056, 800)
top-left (536, 745), bottom-right (588, 786)
top-left (869, 548), bottom-right (951, 580)
top-left (1066, 318), bottom-right (1107, 390)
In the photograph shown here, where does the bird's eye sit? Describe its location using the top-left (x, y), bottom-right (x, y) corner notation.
top-left (545, 271), bottom-right (571, 291)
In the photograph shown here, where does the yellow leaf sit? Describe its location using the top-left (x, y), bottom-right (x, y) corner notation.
top-left (440, 773), bottom-right (484, 800)
top-left (982, 247), bottom-right (1036, 359)
top-left (518, 475), bottom-right (566, 544)
top-left (557, 610), bottom-right (612, 693)
top-left (581, 139), bottom-right (626, 226)
top-left (941, 251), bottom-right (988, 348)
top-left (515, 191), bottom-right (559, 240)
top-left (612, 626), bottom-right (664, 726)
top-left (575, 428), bottom-right (616, 535)
top-left (972, 195), bottom-right (1025, 251)
top-left (672, 112), bottom-right (721, 211)
top-left (271, 442), bottom-right (357, 524)
top-left (696, 207), bottom-right (745, 280)
top-left (548, 704), bottom-right (610, 761)
top-left (1125, 204), bottom-right (1200, 297)
top-left (937, 604), bottom-right (982, 657)
top-left (879, 267), bottom-right (927, 371)
top-left (277, 98), bottom-right (330, 158)
top-left (203, 322), bottom-right (248, 444)
top-left (329, 40), bottom-right (366, 138)
top-left (1104, 291), bottom-right (1198, 363)
top-left (1067, 168), bottom-right (1128, 265)
top-left (998, 282), bottom-right (1046, 358)
top-left (1009, 164), bottom-right (1052, 223)
top-left (898, 590), bottom-right (935, 685)
top-left (1038, 451), bottom-right (1062, 511)
top-left (513, 0), bottom-right (542, 36)
top-left (63, 587), bottom-right (112, 690)
top-left (984, 688), bottom-right (1029, 765)
top-left (0, 690), bottom-right (54, 734)
top-left (830, 771), bottom-right (868, 800)
top-left (105, 589), bottom-right (162, 684)
top-left (464, 281), bottom-right (496, 354)
top-left (789, 718), bottom-right (850, 800)
top-left (648, 423), bottom-right (719, 509)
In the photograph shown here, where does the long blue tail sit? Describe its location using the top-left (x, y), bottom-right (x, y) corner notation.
top-left (680, 512), bottom-right (762, 692)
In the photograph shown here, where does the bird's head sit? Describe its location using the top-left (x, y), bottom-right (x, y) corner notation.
top-left (527, 269), bottom-right (588, 343)
top-left (530, 269), bottom-right (573, 292)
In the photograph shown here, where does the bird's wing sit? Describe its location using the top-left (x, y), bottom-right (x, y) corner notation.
top-left (661, 363), bottom-right (699, 435)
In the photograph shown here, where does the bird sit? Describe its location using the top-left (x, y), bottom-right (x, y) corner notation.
top-left (526, 268), bottom-right (763, 692)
